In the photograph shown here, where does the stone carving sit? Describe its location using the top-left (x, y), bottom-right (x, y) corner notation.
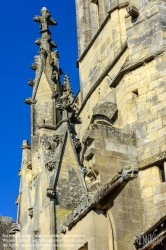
top-left (86, 168), bottom-right (96, 181)
top-left (15, 196), bottom-right (19, 205)
top-left (52, 90), bottom-right (59, 99)
top-left (56, 74), bottom-right (82, 124)
top-left (69, 112), bottom-right (82, 124)
top-left (47, 188), bottom-right (56, 199)
top-left (38, 48), bottom-right (47, 57)
top-left (51, 71), bottom-right (58, 81)
top-left (59, 166), bottom-right (139, 229)
top-left (45, 161), bottom-right (56, 172)
top-left (82, 135), bottom-right (94, 146)
top-left (84, 148), bottom-right (95, 161)
top-left (25, 160), bottom-right (32, 170)
top-left (80, 166), bottom-right (87, 177)
top-left (9, 223), bottom-right (21, 234)
top-left (42, 141), bottom-right (51, 150)
top-left (50, 50), bottom-right (59, 67)
top-left (28, 207), bottom-right (33, 218)
top-left (28, 79), bottom-right (35, 87)
top-left (31, 63), bottom-right (37, 71)
top-left (50, 41), bottom-right (57, 48)
top-left (18, 170), bottom-right (21, 176)
top-left (126, 5), bottom-right (139, 18)
top-left (35, 38), bottom-right (41, 45)
top-left (59, 226), bottom-right (68, 234)
top-left (25, 98), bottom-right (37, 105)
top-left (21, 140), bottom-right (31, 149)
top-left (53, 134), bottom-right (61, 146)
top-left (73, 138), bottom-right (82, 153)
top-left (56, 103), bottom-right (64, 111)
top-left (118, 166), bottom-right (138, 180)
top-left (33, 7), bottom-right (57, 32)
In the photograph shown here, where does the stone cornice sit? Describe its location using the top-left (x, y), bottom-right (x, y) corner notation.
top-left (109, 45), bottom-right (166, 88)
top-left (139, 151), bottom-right (166, 170)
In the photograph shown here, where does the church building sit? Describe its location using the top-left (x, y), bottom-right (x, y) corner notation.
top-left (7, 0), bottom-right (166, 249)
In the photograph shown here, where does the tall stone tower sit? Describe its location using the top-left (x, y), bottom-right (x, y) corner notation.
top-left (11, 1), bottom-right (166, 250)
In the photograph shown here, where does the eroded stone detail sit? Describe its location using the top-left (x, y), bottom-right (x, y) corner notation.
top-left (47, 188), bottom-right (56, 199)
top-left (25, 98), bottom-right (37, 105)
top-left (56, 74), bottom-right (82, 125)
top-left (59, 166), bottom-right (138, 230)
top-left (45, 161), bottom-right (56, 172)
top-left (9, 223), bottom-right (21, 234)
top-left (28, 79), bottom-right (35, 87)
top-left (73, 138), bottom-right (82, 153)
top-left (28, 208), bottom-right (33, 218)
top-left (15, 196), bottom-right (19, 205)
top-left (56, 167), bottom-right (84, 209)
top-left (24, 160), bottom-right (32, 170)
top-left (33, 7), bottom-right (57, 32)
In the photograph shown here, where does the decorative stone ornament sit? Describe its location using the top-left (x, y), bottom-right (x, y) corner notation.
top-left (28, 79), bottom-right (35, 87)
top-left (24, 160), bottom-right (32, 170)
top-left (15, 196), bottom-right (19, 205)
top-left (25, 98), bottom-right (37, 105)
top-left (45, 161), bottom-right (56, 172)
top-left (126, 5), bottom-right (139, 18)
top-left (31, 63), bottom-right (37, 71)
top-left (47, 188), bottom-right (56, 199)
top-left (73, 138), bottom-right (82, 153)
top-left (43, 141), bottom-right (51, 150)
top-left (53, 134), bottom-right (61, 145)
top-left (33, 7), bottom-right (57, 33)
top-left (9, 223), bottom-right (21, 234)
top-left (28, 207), bottom-right (33, 218)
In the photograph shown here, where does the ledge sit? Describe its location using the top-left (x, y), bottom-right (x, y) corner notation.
top-left (109, 45), bottom-right (166, 89)
top-left (139, 151), bottom-right (166, 170)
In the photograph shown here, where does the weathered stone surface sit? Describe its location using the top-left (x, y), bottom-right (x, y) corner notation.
top-left (12, 1), bottom-right (166, 249)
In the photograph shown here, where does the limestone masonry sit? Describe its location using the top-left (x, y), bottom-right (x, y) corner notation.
top-left (3, 0), bottom-right (166, 249)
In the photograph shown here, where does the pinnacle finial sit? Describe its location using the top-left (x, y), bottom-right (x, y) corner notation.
top-left (41, 7), bottom-right (47, 11)
top-left (33, 7), bottom-right (57, 34)
top-left (63, 74), bottom-right (73, 97)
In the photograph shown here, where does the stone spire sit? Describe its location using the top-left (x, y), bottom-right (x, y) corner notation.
top-left (33, 7), bottom-right (57, 54)
top-left (25, 7), bottom-right (80, 128)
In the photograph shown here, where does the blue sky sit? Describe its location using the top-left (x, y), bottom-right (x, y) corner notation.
top-left (0, 0), bottom-right (79, 220)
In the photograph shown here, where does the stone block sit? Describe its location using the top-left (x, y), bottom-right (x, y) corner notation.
top-left (146, 119), bottom-right (162, 134)
top-left (154, 193), bottom-right (166, 203)
top-left (141, 186), bottom-right (153, 200)
top-left (152, 184), bottom-right (161, 195)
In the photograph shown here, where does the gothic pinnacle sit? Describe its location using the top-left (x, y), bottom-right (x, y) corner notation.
top-left (33, 7), bottom-right (57, 34)
top-left (33, 7), bottom-right (58, 55)
top-left (63, 74), bottom-right (74, 97)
